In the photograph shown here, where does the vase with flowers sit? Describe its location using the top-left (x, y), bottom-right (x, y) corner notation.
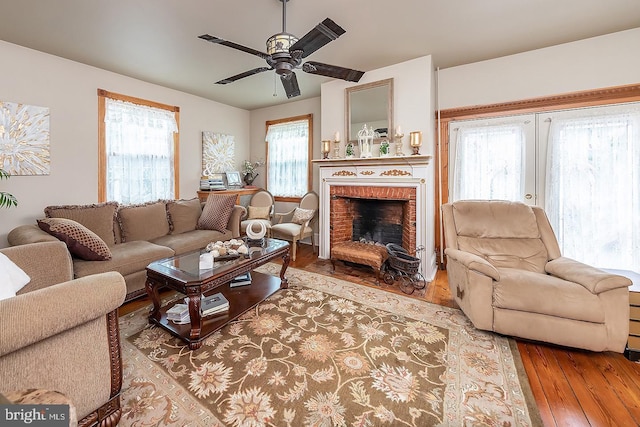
top-left (242, 159), bottom-right (265, 186)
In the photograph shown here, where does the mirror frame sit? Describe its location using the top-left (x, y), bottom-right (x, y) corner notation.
top-left (345, 78), bottom-right (394, 143)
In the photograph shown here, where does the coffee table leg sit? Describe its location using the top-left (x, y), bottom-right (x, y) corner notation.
top-left (280, 251), bottom-right (290, 289)
top-left (186, 289), bottom-right (203, 349)
top-left (145, 277), bottom-right (161, 321)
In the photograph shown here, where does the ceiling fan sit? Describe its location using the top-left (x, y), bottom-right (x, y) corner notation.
top-left (198, 0), bottom-right (365, 99)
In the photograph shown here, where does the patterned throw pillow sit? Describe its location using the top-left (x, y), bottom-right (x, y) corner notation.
top-left (247, 205), bottom-right (271, 220)
top-left (45, 201), bottom-right (118, 245)
top-left (37, 218), bottom-right (112, 261)
top-left (197, 194), bottom-right (236, 232)
top-left (291, 208), bottom-right (315, 225)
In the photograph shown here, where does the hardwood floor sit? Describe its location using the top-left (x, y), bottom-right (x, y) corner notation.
top-left (121, 243), bottom-right (640, 427)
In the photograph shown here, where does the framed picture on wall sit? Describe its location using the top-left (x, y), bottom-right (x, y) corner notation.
top-left (226, 171), bottom-right (242, 188)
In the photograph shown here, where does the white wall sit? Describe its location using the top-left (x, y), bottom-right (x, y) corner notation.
top-left (249, 96), bottom-right (322, 219)
top-left (0, 41), bottom-right (250, 247)
top-left (438, 28), bottom-right (640, 110)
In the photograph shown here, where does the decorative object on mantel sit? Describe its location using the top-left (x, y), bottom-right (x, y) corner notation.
top-left (394, 125), bottom-right (405, 156)
top-left (321, 140), bottom-right (331, 159)
top-left (242, 159), bottom-right (265, 186)
top-left (0, 101), bottom-right (50, 175)
top-left (333, 131), bottom-right (341, 158)
top-left (410, 130), bottom-right (423, 155)
top-left (379, 140), bottom-right (390, 157)
top-left (345, 142), bottom-right (355, 158)
top-left (357, 124), bottom-right (377, 158)
top-left (202, 131), bottom-right (235, 175)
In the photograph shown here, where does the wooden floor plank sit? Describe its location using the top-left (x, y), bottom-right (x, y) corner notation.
top-left (557, 349), bottom-right (636, 426)
top-left (517, 342), bottom-right (556, 426)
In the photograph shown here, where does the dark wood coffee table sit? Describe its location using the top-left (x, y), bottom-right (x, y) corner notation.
top-left (145, 238), bottom-right (290, 349)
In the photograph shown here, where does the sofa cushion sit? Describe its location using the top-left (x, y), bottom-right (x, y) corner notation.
top-left (291, 207), bottom-right (315, 225)
top-left (73, 241), bottom-right (174, 279)
top-left (198, 194), bottom-right (236, 232)
top-left (493, 267), bottom-right (605, 323)
top-left (152, 229), bottom-right (232, 255)
top-left (37, 218), bottom-right (112, 261)
top-left (247, 205), bottom-right (271, 220)
top-left (45, 202), bottom-right (118, 245)
top-left (167, 198), bottom-right (202, 235)
top-left (118, 201), bottom-right (170, 242)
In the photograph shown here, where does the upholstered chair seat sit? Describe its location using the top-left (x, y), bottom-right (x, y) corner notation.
top-left (442, 200), bottom-right (631, 352)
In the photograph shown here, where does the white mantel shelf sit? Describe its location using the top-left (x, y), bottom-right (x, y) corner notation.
top-left (312, 155), bottom-right (432, 167)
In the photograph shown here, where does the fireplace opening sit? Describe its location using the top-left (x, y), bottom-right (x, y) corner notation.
top-left (352, 199), bottom-right (404, 246)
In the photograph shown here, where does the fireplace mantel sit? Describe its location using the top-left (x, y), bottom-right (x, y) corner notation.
top-left (316, 155), bottom-right (434, 280)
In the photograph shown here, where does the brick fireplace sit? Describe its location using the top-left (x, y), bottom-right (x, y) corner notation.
top-left (330, 185), bottom-right (417, 254)
top-left (314, 155), bottom-right (434, 279)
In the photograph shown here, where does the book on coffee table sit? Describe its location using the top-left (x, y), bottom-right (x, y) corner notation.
top-left (230, 272), bottom-right (252, 288)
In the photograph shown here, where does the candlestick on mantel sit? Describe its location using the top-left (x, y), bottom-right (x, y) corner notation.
top-left (334, 131), bottom-right (340, 141)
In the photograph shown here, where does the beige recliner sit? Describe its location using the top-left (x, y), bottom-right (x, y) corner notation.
top-left (442, 200), bottom-right (631, 352)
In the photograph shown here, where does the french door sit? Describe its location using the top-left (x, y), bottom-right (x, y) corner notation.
top-left (448, 103), bottom-right (640, 273)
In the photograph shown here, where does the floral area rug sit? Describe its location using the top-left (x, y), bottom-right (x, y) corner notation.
top-left (117, 264), bottom-right (541, 426)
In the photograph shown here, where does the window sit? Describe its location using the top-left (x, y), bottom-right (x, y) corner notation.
top-left (265, 114), bottom-right (312, 200)
top-left (450, 117), bottom-right (533, 202)
top-left (98, 89), bottom-right (180, 204)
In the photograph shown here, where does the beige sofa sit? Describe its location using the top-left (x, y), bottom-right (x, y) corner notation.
top-left (8, 197), bottom-right (245, 303)
top-left (442, 200), bottom-right (631, 352)
top-left (0, 241), bottom-right (126, 426)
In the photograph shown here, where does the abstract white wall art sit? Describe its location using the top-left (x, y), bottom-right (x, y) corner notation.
top-left (0, 101), bottom-right (50, 175)
top-left (202, 131), bottom-right (235, 175)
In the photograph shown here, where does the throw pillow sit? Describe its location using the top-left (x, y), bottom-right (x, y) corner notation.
top-left (247, 205), bottom-right (271, 220)
top-left (167, 198), bottom-right (202, 234)
top-left (118, 201), bottom-right (170, 242)
top-left (291, 207), bottom-right (315, 225)
top-left (198, 194), bottom-right (236, 232)
top-left (45, 201), bottom-right (118, 245)
top-left (37, 218), bottom-right (113, 261)
top-left (0, 252), bottom-right (31, 301)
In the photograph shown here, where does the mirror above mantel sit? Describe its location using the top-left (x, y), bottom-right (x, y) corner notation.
top-left (346, 78), bottom-right (393, 143)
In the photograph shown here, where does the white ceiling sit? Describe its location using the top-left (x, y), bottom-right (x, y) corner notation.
top-left (1, 0), bottom-right (638, 110)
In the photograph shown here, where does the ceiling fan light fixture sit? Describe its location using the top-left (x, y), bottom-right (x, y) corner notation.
top-left (266, 32), bottom-right (298, 55)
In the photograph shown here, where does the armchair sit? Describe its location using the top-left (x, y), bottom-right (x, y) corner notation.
top-left (442, 200), bottom-right (631, 352)
top-left (270, 191), bottom-right (319, 261)
top-left (0, 241), bottom-right (126, 426)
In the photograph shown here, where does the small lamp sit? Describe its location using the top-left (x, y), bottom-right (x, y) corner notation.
top-left (410, 131), bottom-right (422, 155)
top-left (321, 140), bottom-right (331, 159)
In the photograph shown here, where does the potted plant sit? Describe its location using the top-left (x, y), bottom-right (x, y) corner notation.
top-left (379, 140), bottom-right (390, 157)
top-left (345, 142), bottom-right (355, 158)
top-left (0, 168), bottom-right (17, 208)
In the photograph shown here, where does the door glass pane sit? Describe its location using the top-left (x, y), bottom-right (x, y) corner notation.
top-left (545, 104), bottom-right (640, 272)
top-left (450, 119), bottom-right (531, 202)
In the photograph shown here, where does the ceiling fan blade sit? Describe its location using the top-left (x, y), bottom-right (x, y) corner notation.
top-left (289, 18), bottom-right (346, 58)
top-left (215, 67), bottom-right (272, 85)
top-left (199, 34), bottom-right (270, 60)
top-left (280, 72), bottom-right (301, 98)
top-left (302, 61), bottom-right (364, 82)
